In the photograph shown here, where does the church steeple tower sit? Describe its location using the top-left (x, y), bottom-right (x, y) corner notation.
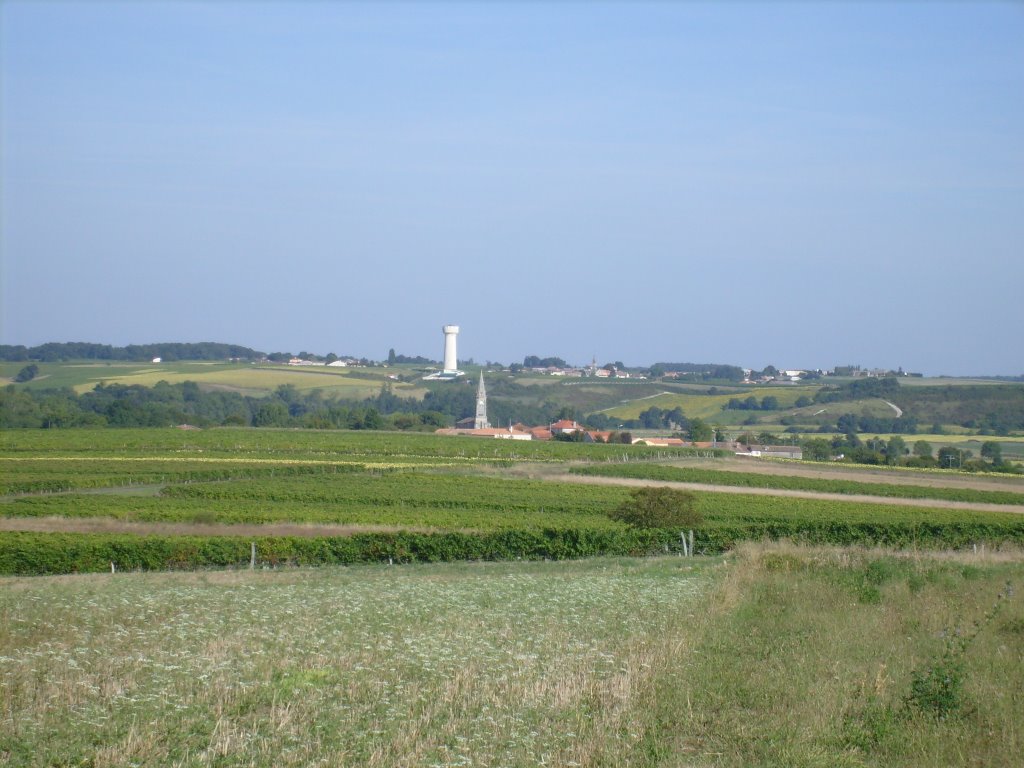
top-left (474, 371), bottom-right (490, 429)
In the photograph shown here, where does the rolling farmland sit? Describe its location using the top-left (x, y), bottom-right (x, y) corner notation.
top-left (0, 360), bottom-right (418, 399)
top-left (2, 427), bottom-right (1023, 574)
top-left (2, 427), bottom-right (1023, 766)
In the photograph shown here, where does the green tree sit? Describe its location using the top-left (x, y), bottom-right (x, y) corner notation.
top-left (253, 400), bottom-right (289, 427)
top-left (886, 436), bottom-right (907, 465)
top-left (665, 407), bottom-right (687, 431)
top-left (14, 364), bottom-right (39, 383)
top-left (913, 440), bottom-right (933, 458)
top-left (688, 418), bottom-right (712, 442)
top-left (980, 441), bottom-right (1003, 465)
top-left (837, 414), bottom-right (859, 434)
top-left (610, 487), bottom-right (702, 530)
top-left (639, 406), bottom-right (665, 429)
top-left (802, 438), bottom-right (832, 461)
top-left (937, 446), bottom-right (972, 469)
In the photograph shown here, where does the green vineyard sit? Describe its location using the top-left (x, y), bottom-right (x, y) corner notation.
top-left (573, 463), bottom-right (1024, 505)
top-left (2, 428), bottom-right (1023, 574)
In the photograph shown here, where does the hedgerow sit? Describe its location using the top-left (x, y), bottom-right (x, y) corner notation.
top-left (3, 514), bottom-right (1023, 575)
top-left (0, 529), bottom-right (661, 575)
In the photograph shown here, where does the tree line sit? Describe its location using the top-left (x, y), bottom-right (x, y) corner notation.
top-left (801, 434), bottom-right (1019, 474)
top-left (1, 377), bottom-right (599, 433)
top-left (0, 381), bottom-right (455, 431)
top-left (0, 342), bottom-right (266, 363)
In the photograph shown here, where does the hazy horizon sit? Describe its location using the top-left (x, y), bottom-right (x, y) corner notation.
top-left (3, 2), bottom-right (1022, 376)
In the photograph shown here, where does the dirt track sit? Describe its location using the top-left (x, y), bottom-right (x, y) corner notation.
top-left (655, 457), bottom-right (1024, 492)
top-left (549, 474), bottom-right (1024, 515)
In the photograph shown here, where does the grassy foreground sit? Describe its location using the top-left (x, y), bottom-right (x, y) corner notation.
top-left (2, 547), bottom-right (1022, 767)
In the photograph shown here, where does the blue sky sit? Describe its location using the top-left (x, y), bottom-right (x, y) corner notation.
top-left (2, 1), bottom-right (1022, 375)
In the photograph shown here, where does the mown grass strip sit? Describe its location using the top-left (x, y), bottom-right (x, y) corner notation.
top-left (573, 463), bottom-right (1024, 505)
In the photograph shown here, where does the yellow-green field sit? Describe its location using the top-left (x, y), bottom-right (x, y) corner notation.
top-left (0, 361), bottom-right (426, 400)
top-left (601, 386), bottom-right (821, 420)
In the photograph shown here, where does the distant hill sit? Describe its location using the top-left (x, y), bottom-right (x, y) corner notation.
top-left (0, 342), bottom-right (265, 363)
top-left (651, 362), bottom-right (746, 382)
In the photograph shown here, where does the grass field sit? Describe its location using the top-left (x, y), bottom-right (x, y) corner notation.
top-left (650, 543), bottom-right (1024, 767)
top-left (598, 386), bottom-right (822, 421)
top-left (2, 546), bottom-right (1020, 767)
top-left (0, 361), bottom-right (418, 400)
top-left (1, 421), bottom-right (1023, 763)
top-left (0, 557), bottom-right (717, 767)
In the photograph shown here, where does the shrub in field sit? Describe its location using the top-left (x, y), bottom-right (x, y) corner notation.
top-left (905, 580), bottom-right (1014, 719)
top-left (610, 487), bottom-right (702, 530)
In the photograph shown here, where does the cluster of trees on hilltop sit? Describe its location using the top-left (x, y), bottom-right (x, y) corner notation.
top-left (726, 395), bottom-right (782, 411)
top-left (813, 376), bottom-right (901, 403)
top-left (584, 408), bottom-right (730, 443)
top-left (0, 382), bottom-right (451, 431)
top-left (811, 378), bottom-right (1024, 434)
top-left (523, 355), bottom-right (568, 368)
top-left (648, 363), bottom-right (745, 382)
top-left (1, 376), bottom-right (591, 433)
top-left (896, 385), bottom-right (1024, 435)
top-left (802, 434), bottom-right (1019, 473)
top-left (387, 349), bottom-right (438, 365)
top-left (0, 342), bottom-right (267, 363)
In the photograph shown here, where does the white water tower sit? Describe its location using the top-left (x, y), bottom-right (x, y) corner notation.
top-left (442, 325), bottom-right (459, 373)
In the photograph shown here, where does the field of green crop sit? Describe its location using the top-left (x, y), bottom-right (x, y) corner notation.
top-left (0, 360), bottom-right (417, 399)
top-left (573, 463), bottom-right (1024, 505)
top-left (2, 422), bottom-right (1023, 764)
top-left (3, 427), bottom-right (1024, 575)
top-left (0, 425), bottom-right (721, 462)
top-left (598, 386), bottom-right (822, 420)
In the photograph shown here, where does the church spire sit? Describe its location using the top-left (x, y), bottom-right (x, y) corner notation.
top-left (474, 371), bottom-right (490, 429)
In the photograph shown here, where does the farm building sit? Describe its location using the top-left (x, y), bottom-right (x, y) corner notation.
top-left (735, 444), bottom-right (804, 460)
